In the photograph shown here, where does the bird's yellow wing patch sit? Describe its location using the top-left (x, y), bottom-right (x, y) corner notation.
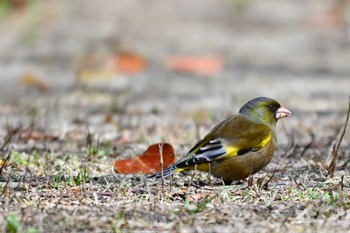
top-left (223, 146), bottom-right (239, 157)
top-left (255, 132), bottom-right (272, 149)
top-left (223, 132), bottom-right (272, 157)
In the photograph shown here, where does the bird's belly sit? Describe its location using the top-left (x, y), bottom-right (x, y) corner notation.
top-left (208, 141), bottom-right (276, 182)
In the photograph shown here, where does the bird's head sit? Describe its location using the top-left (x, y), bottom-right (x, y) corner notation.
top-left (239, 97), bottom-right (292, 128)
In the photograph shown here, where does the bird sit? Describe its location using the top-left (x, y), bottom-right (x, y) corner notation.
top-left (149, 97), bottom-right (291, 183)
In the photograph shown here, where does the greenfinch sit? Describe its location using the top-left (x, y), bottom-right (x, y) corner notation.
top-left (150, 97), bottom-right (291, 183)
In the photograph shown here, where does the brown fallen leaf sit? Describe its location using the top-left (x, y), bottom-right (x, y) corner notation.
top-left (114, 143), bottom-right (176, 174)
top-left (20, 73), bottom-right (50, 94)
top-left (64, 129), bottom-right (86, 142)
top-left (104, 113), bottom-right (114, 124)
top-left (69, 186), bottom-right (81, 193)
top-left (20, 129), bottom-right (58, 142)
top-left (165, 55), bottom-right (224, 76)
top-left (187, 193), bottom-right (211, 202)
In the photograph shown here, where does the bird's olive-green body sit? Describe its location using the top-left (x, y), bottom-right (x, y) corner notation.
top-left (150, 97), bottom-right (291, 183)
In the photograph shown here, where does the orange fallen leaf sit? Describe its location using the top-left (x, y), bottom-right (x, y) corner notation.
top-left (114, 143), bottom-right (176, 174)
top-left (69, 186), bottom-right (81, 193)
top-left (20, 73), bottom-right (50, 94)
top-left (112, 51), bottom-right (147, 74)
top-left (165, 55), bottom-right (223, 76)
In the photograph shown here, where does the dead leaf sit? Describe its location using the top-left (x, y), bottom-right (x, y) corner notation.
top-left (104, 114), bottom-right (114, 124)
top-left (20, 73), bottom-right (50, 94)
top-left (69, 186), bottom-right (81, 193)
top-left (165, 55), bottom-right (224, 76)
top-left (112, 51), bottom-right (147, 74)
top-left (20, 129), bottom-right (58, 141)
top-left (64, 130), bottom-right (86, 142)
top-left (187, 193), bottom-right (211, 202)
top-left (304, 7), bottom-right (345, 29)
top-left (114, 143), bottom-right (176, 174)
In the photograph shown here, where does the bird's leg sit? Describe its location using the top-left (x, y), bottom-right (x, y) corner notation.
top-left (247, 165), bottom-right (254, 187)
top-left (247, 175), bottom-right (254, 187)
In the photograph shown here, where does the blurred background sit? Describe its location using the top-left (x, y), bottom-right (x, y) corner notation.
top-left (0, 0), bottom-right (349, 145)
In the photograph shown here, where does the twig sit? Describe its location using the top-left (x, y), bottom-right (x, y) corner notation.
top-left (21, 122), bottom-right (36, 143)
top-left (339, 156), bottom-right (350, 169)
top-left (169, 175), bottom-right (173, 194)
top-left (339, 172), bottom-right (345, 206)
top-left (189, 164), bottom-right (197, 187)
top-left (86, 126), bottom-right (93, 148)
top-left (292, 175), bottom-right (304, 190)
top-left (0, 151), bottom-right (12, 175)
top-left (0, 177), bottom-right (10, 197)
top-left (158, 143), bottom-right (164, 193)
top-left (339, 172), bottom-right (344, 191)
top-left (327, 96), bottom-right (350, 177)
top-left (208, 163), bottom-right (212, 186)
top-left (258, 167), bottom-right (277, 190)
top-left (0, 127), bottom-right (20, 151)
top-left (195, 123), bottom-right (201, 141)
top-left (334, 97), bottom-right (350, 154)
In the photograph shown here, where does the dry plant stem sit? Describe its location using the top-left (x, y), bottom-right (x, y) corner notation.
top-left (247, 175), bottom-right (253, 187)
top-left (292, 176), bottom-right (303, 190)
top-left (259, 168), bottom-right (276, 190)
top-left (0, 176), bottom-right (10, 197)
top-left (158, 143), bottom-right (164, 193)
top-left (195, 123), bottom-right (201, 141)
top-left (86, 127), bottom-right (93, 148)
top-left (189, 165), bottom-right (197, 187)
top-left (0, 127), bottom-right (20, 151)
top-left (22, 122), bottom-right (35, 143)
top-left (328, 96), bottom-right (350, 177)
top-left (169, 175), bottom-right (173, 193)
top-left (334, 97), bottom-right (350, 153)
top-left (339, 173), bottom-right (344, 191)
top-left (0, 151), bottom-right (11, 175)
top-left (208, 163), bottom-right (212, 186)
top-left (339, 173), bottom-right (345, 205)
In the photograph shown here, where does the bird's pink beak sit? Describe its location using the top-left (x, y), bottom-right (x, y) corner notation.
top-left (276, 107), bottom-right (292, 119)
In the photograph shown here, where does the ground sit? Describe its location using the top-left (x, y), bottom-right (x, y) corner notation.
top-left (0, 0), bottom-right (350, 232)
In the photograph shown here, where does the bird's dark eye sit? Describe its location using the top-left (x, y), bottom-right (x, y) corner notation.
top-left (268, 105), bottom-right (276, 111)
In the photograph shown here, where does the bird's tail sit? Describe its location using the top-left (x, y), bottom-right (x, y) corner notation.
top-left (147, 163), bottom-right (179, 180)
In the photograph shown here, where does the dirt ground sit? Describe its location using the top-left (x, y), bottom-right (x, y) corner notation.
top-left (0, 0), bottom-right (350, 232)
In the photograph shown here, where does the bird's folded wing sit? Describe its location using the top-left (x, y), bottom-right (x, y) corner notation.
top-left (176, 115), bottom-right (272, 168)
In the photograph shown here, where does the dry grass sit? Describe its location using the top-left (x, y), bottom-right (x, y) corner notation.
top-left (0, 91), bottom-right (349, 233)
